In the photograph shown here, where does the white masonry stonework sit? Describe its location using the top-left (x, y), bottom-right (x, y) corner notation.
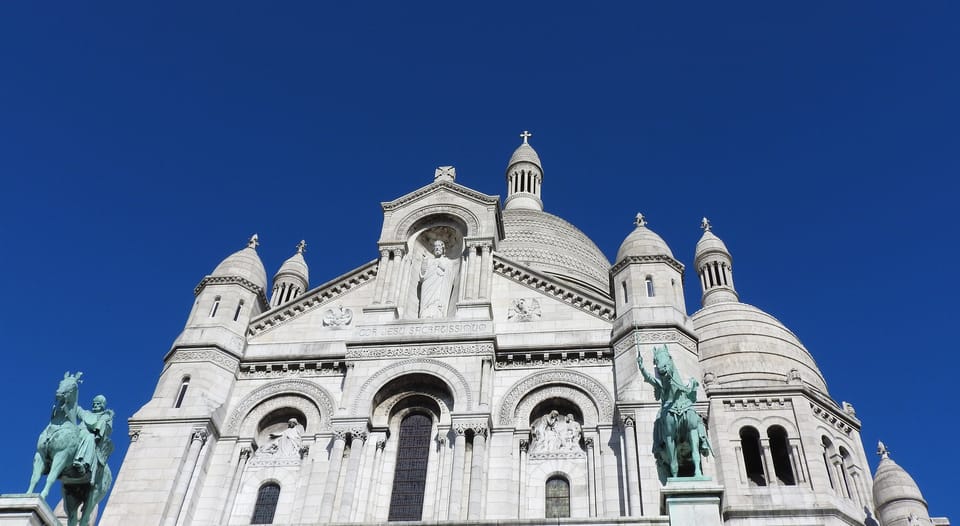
top-left (97, 135), bottom-right (947, 526)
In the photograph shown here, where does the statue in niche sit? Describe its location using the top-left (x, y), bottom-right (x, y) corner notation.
top-left (418, 239), bottom-right (454, 318)
top-left (637, 344), bottom-right (713, 478)
top-left (256, 418), bottom-right (303, 459)
top-left (529, 410), bottom-right (582, 454)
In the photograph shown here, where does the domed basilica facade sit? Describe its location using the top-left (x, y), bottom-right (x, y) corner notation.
top-left (99, 136), bottom-right (946, 526)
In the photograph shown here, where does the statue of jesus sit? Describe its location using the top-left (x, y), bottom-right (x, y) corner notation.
top-left (418, 240), bottom-right (452, 318)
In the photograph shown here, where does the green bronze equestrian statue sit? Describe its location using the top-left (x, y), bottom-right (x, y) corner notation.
top-left (27, 372), bottom-right (114, 526)
top-left (637, 345), bottom-right (713, 478)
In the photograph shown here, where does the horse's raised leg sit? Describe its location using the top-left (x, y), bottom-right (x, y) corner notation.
top-left (27, 452), bottom-right (45, 493)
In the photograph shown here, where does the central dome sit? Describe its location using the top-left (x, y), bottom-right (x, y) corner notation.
top-left (498, 208), bottom-right (611, 296)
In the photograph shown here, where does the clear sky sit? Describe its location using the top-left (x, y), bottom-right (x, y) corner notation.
top-left (1, 2), bottom-right (957, 521)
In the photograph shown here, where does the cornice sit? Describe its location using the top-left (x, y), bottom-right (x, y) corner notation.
top-left (381, 180), bottom-right (500, 212)
top-left (194, 275), bottom-right (269, 309)
top-left (493, 255), bottom-right (615, 321)
top-left (247, 260), bottom-right (377, 337)
top-left (610, 254), bottom-right (685, 275)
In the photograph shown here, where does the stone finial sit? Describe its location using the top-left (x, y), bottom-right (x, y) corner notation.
top-left (247, 234), bottom-right (259, 249)
top-left (634, 213), bottom-right (647, 227)
top-left (435, 166), bottom-right (456, 182)
top-left (878, 441), bottom-right (890, 459)
top-left (520, 130), bottom-right (532, 144)
top-left (701, 217), bottom-right (712, 232)
top-left (296, 240), bottom-right (306, 254)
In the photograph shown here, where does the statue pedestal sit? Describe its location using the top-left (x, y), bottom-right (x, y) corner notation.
top-left (361, 304), bottom-right (399, 323)
top-left (660, 478), bottom-right (724, 526)
top-left (0, 494), bottom-right (60, 526)
top-left (455, 300), bottom-right (492, 319)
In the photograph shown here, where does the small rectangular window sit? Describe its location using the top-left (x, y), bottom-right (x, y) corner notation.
top-left (621, 281), bottom-right (629, 303)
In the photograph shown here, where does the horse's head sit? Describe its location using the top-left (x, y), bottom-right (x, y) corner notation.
top-left (55, 371), bottom-right (83, 408)
top-left (652, 346), bottom-right (675, 379)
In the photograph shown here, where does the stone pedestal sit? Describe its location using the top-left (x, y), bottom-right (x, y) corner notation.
top-left (0, 495), bottom-right (60, 526)
top-left (660, 478), bottom-right (724, 526)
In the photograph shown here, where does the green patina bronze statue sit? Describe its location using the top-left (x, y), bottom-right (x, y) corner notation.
top-left (27, 372), bottom-right (114, 526)
top-left (636, 345), bottom-right (713, 478)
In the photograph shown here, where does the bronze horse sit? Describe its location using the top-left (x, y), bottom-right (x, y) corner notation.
top-left (27, 372), bottom-right (112, 526)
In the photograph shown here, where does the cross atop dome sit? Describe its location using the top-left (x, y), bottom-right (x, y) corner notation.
top-left (296, 240), bottom-right (306, 254)
top-left (520, 130), bottom-right (532, 144)
top-left (701, 217), bottom-right (712, 232)
top-left (634, 213), bottom-right (647, 227)
top-left (878, 441), bottom-right (890, 459)
top-left (247, 233), bottom-right (259, 249)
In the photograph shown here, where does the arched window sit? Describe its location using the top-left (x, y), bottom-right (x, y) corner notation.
top-left (251, 482), bottom-right (280, 524)
top-left (739, 426), bottom-right (766, 486)
top-left (209, 296), bottom-right (221, 317)
top-left (544, 475), bottom-right (570, 518)
top-left (838, 446), bottom-right (854, 500)
top-left (821, 436), bottom-right (836, 490)
top-left (645, 276), bottom-right (655, 297)
top-left (174, 376), bottom-right (190, 408)
top-left (767, 425), bottom-right (796, 485)
top-left (233, 300), bottom-right (245, 321)
top-left (388, 413), bottom-right (432, 521)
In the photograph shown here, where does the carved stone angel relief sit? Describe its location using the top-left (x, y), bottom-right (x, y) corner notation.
top-left (529, 410), bottom-right (584, 458)
top-left (323, 304), bottom-right (353, 327)
top-left (508, 298), bottom-right (541, 322)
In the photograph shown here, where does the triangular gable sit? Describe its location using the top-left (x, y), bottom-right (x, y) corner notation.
top-left (493, 254), bottom-right (614, 322)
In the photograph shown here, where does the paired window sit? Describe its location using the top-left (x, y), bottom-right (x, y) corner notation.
top-left (738, 425), bottom-right (798, 486)
top-left (388, 413), bottom-right (432, 521)
top-left (251, 483), bottom-right (280, 524)
top-left (544, 476), bottom-right (570, 518)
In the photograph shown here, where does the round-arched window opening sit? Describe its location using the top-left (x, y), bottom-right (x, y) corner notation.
top-left (545, 475), bottom-right (570, 518)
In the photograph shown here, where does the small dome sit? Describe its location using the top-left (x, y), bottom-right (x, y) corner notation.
top-left (275, 251), bottom-right (308, 284)
top-left (212, 240), bottom-right (268, 291)
top-left (692, 302), bottom-right (828, 393)
top-left (498, 208), bottom-right (611, 296)
top-left (616, 219), bottom-right (675, 262)
top-left (507, 142), bottom-right (542, 168)
top-left (695, 230), bottom-right (730, 259)
top-left (874, 456), bottom-right (926, 507)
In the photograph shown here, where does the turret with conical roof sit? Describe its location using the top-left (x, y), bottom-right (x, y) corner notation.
top-left (694, 217), bottom-right (739, 306)
top-left (504, 130), bottom-right (544, 211)
top-left (270, 240), bottom-right (309, 307)
top-left (873, 442), bottom-right (933, 526)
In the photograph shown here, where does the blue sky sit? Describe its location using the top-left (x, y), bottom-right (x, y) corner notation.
top-left (1, 2), bottom-right (957, 521)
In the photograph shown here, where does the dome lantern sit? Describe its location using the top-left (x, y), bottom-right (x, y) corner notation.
top-left (504, 130), bottom-right (544, 211)
top-left (695, 217), bottom-right (739, 307)
top-left (270, 240), bottom-right (310, 308)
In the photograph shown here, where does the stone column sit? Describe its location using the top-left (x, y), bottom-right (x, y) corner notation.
top-left (337, 431), bottom-right (368, 521)
top-left (465, 245), bottom-right (479, 300)
top-left (621, 416), bottom-right (642, 516)
top-left (433, 435), bottom-right (447, 520)
top-left (760, 438), bottom-right (777, 486)
top-left (479, 358), bottom-right (492, 408)
top-left (447, 426), bottom-right (467, 520)
top-left (162, 428), bottom-right (207, 526)
top-left (468, 425), bottom-right (488, 519)
top-left (478, 244), bottom-right (492, 299)
top-left (585, 438), bottom-right (597, 517)
top-left (517, 439), bottom-right (528, 519)
top-left (373, 249), bottom-right (390, 303)
top-left (319, 431), bottom-right (348, 522)
top-left (385, 249), bottom-right (404, 304)
top-left (219, 446), bottom-right (252, 524)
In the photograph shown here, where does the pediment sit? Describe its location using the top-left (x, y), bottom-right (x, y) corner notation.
top-left (378, 179), bottom-right (504, 244)
top-left (493, 254), bottom-right (615, 323)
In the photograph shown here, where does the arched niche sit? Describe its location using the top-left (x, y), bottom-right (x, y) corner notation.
top-left (351, 360), bottom-right (472, 415)
top-left (370, 373), bottom-right (454, 428)
top-left (399, 217), bottom-right (467, 319)
top-left (226, 380), bottom-right (335, 436)
top-left (497, 370), bottom-right (613, 427)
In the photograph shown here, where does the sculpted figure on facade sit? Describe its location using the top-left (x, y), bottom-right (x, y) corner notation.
top-left (418, 239), bottom-right (453, 318)
top-left (529, 409), bottom-right (583, 454)
top-left (256, 418), bottom-right (303, 459)
top-left (637, 344), bottom-right (713, 478)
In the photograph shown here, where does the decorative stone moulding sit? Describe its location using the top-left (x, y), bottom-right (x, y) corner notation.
top-left (495, 350), bottom-right (612, 369)
top-left (610, 253), bottom-right (685, 275)
top-left (248, 262), bottom-right (377, 336)
top-left (810, 402), bottom-right (854, 435)
top-left (347, 342), bottom-right (493, 360)
top-left (493, 258), bottom-right (614, 321)
top-left (237, 360), bottom-right (346, 379)
top-left (170, 348), bottom-right (240, 373)
top-left (498, 369), bottom-right (614, 426)
top-left (194, 275), bottom-right (269, 308)
top-left (613, 329), bottom-right (698, 357)
top-left (722, 397), bottom-right (792, 411)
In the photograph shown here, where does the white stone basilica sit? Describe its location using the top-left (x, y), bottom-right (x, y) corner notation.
top-left (98, 135), bottom-right (947, 526)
